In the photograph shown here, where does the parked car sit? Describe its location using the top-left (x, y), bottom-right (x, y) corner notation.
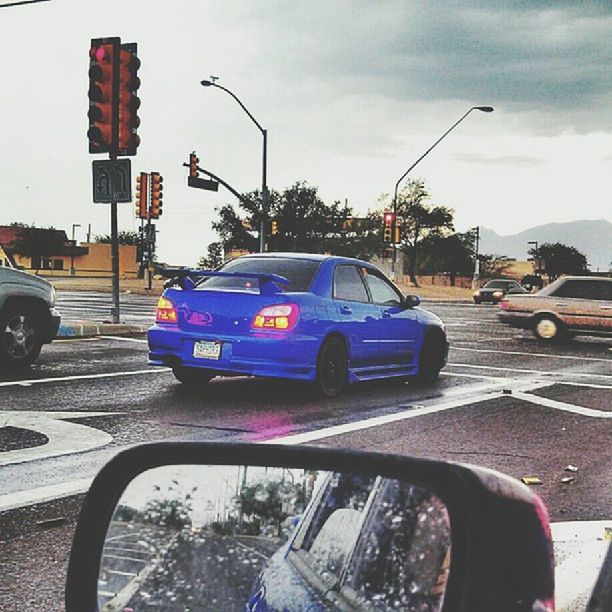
top-left (0, 266), bottom-right (61, 368)
top-left (148, 253), bottom-right (449, 396)
top-left (498, 275), bottom-right (612, 341)
top-left (472, 279), bottom-right (527, 304)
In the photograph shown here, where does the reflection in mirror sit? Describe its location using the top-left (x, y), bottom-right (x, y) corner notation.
top-left (98, 466), bottom-right (451, 611)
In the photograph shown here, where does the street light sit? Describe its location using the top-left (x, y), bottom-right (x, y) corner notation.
top-left (528, 240), bottom-right (539, 272)
top-left (70, 224), bottom-right (81, 276)
top-left (201, 78), bottom-right (268, 253)
top-left (391, 106), bottom-right (494, 278)
top-left (471, 226), bottom-right (480, 289)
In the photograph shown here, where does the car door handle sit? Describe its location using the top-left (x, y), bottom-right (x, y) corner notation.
top-left (382, 309), bottom-right (392, 318)
top-left (340, 305), bottom-right (352, 315)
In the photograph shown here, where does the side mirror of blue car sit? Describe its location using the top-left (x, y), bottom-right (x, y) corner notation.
top-left (403, 294), bottom-right (421, 308)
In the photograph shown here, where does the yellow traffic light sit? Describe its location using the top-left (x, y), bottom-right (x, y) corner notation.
top-left (149, 172), bottom-right (163, 218)
top-left (271, 220), bottom-right (278, 235)
top-left (135, 172), bottom-right (148, 219)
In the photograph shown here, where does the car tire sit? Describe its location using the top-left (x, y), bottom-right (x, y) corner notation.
top-left (415, 333), bottom-right (445, 384)
top-left (532, 315), bottom-right (566, 342)
top-left (0, 304), bottom-right (44, 369)
top-left (316, 336), bottom-right (348, 398)
top-left (172, 366), bottom-right (215, 386)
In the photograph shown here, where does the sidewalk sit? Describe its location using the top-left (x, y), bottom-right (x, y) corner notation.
top-left (56, 321), bottom-right (150, 338)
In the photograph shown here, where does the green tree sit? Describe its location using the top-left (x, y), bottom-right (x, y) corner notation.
top-left (198, 242), bottom-right (224, 269)
top-left (418, 232), bottom-right (474, 286)
top-left (381, 180), bottom-right (454, 286)
top-left (478, 254), bottom-right (514, 280)
top-left (94, 231), bottom-right (140, 245)
top-left (12, 224), bottom-right (66, 273)
top-left (529, 242), bottom-right (589, 280)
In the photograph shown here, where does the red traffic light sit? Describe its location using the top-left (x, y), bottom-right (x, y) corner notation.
top-left (88, 39), bottom-right (117, 154)
top-left (189, 152), bottom-right (199, 178)
top-left (149, 172), bottom-right (163, 219)
top-left (384, 213), bottom-right (395, 224)
top-left (117, 43), bottom-right (141, 156)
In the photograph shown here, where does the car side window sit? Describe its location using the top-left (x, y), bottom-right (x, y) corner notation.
top-left (553, 280), bottom-right (602, 300)
top-left (362, 269), bottom-right (403, 306)
top-left (333, 265), bottom-right (369, 302)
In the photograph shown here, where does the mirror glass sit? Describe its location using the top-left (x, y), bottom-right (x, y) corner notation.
top-left (97, 465), bottom-right (451, 611)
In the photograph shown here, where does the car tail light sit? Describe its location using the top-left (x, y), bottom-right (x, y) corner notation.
top-left (251, 304), bottom-right (300, 331)
top-left (156, 296), bottom-right (178, 324)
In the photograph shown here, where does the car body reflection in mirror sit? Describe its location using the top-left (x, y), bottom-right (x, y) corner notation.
top-left (98, 465), bottom-right (451, 611)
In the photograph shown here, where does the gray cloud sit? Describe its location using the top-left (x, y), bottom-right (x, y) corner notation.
top-left (453, 153), bottom-right (545, 167)
top-left (224, 1), bottom-right (612, 135)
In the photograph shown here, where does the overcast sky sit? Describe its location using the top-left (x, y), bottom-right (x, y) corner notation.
top-left (1, 0), bottom-right (610, 265)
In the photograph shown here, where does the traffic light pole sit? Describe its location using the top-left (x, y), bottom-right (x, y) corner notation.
top-left (109, 40), bottom-right (121, 324)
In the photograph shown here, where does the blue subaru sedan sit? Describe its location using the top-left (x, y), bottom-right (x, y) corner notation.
top-left (148, 253), bottom-right (448, 396)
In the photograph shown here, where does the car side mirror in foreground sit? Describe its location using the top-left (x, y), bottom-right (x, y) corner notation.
top-left (404, 294), bottom-right (421, 308)
top-left (65, 443), bottom-right (555, 612)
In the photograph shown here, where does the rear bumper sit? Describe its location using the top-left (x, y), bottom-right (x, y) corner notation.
top-left (148, 324), bottom-right (321, 381)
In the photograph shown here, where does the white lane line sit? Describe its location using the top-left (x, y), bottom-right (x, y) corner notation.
top-left (451, 346), bottom-right (612, 363)
top-left (262, 393), bottom-right (496, 446)
top-left (452, 337), bottom-right (517, 343)
top-left (0, 477), bottom-right (94, 512)
top-left (99, 336), bottom-right (148, 344)
top-left (234, 539), bottom-right (270, 561)
top-left (0, 367), bottom-right (170, 388)
top-left (440, 371), bottom-right (508, 381)
top-left (107, 570), bottom-right (138, 577)
top-left (551, 380), bottom-right (612, 390)
top-left (102, 554), bottom-right (148, 564)
top-left (447, 362), bottom-right (612, 380)
top-left (513, 391), bottom-right (611, 418)
top-left (54, 337), bottom-right (102, 343)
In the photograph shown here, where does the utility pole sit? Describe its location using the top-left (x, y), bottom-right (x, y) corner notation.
top-left (471, 226), bottom-right (480, 289)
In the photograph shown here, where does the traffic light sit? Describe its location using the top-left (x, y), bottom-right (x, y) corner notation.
top-left (271, 220), bottom-right (278, 235)
top-left (383, 212), bottom-right (395, 243)
top-left (88, 38), bottom-right (118, 154)
top-left (189, 152), bottom-right (199, 178)
top-left (149, 172), bottom-right (163, 218)
top-left (135, 173), bottom-right (148, 219)
top-left (117, 43), bottom-right (141, 156)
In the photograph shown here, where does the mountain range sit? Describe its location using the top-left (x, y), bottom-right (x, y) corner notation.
top-left (478, 219), bottom-right (611, 272)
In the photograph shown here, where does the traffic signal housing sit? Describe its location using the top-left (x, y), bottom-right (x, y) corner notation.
top-left (135, 173), bottom-right (148, 219)
top-left (117, 43), bottom-right (141, 156)
top-left (189, 152), bottom-right (199, 178)
top-left (383, 212), bottom-right (395, 243)
top-left (88, 38), bottom-right (118, 154)
top-left (149, 173), bottom-right (163, 218)
top-left (271, 220), bottom-right (278, 235)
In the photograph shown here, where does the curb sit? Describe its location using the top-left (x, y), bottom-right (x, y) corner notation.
top-left (57, 321), bottom-right (149, 338)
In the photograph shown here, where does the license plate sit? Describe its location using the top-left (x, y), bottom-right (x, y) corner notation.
top-left (193, 340), bottom-right (222, 360)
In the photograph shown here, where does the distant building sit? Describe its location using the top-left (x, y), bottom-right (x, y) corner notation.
top-left (0, 226), bottom-right (137, 278)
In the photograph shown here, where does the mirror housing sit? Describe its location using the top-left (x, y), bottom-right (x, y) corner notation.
top-left (65, 443), bottom-right (555, 612)
top-left (403, 294), bottom-right (421, 308)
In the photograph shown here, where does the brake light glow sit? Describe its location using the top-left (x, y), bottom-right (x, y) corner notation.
top-left (251, 304), bottom-right (299, 331)
top-left (156, 296), bottom-right (178, 323)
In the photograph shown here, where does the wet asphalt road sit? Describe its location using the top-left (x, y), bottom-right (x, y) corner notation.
top-left (0, 300), bottom-right (610, 609)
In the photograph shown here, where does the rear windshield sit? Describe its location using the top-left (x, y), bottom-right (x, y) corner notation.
top-left (197, 257), bottom-right (320, 292)
top-left (484, 280), bottom-right (508, 289)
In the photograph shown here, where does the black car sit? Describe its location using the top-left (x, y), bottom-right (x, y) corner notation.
top-left (472, 279), bottom-right (527, 304)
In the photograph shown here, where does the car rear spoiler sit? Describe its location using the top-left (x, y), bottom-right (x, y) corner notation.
top-left (159, 268), bottom-right (290, 295)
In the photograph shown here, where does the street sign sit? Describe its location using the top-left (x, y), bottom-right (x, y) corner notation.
top-left (188, 175), bottom-right (219, 191)
top-left (92, 159), bottom-right (132, 203)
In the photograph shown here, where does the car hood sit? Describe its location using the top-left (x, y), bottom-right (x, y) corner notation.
top-left (415, 307), bottom-right (444, 328)
top-left (0, 267), bottom-right (53, 291)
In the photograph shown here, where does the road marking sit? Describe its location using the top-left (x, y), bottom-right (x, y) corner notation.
top-left (107, 570), bottom-right (138, 577)
top-left (262, 393), bottom-right (498, 445)
top-left (0, 411), bottom-right (118, 466)
top-left (513, 391), bottom-right (612, 418)
top-left (451, 346), bottom-right (612, 363)
top-left (549, 380), bottom-right (612, 390)
top-left (551, 520), bottom-right (611, 611)
top-left (0, 367), bottom-right (170, 388)
top-left (440, 371), bottom-right (508, 381)
top-left (102, 554), bottom-right (148, 564)
top-left (54, 337), bottom-right (102, 343)
top-left (234, 539), bottom-right (270, 561)
top-left (99, 336), bottom-right (148, 344)
top-left (446, 362), bottom-right (612, 380)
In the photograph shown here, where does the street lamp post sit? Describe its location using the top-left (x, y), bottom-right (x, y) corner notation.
top-left (201, 78), bottom-right (268, 253)
top-left (471, 225), bottom-right (480, 289)
top-left (70, 223), bottom-right (81, 277)
top-left (391, 106), bottom-right (494, 279)
top-left (528, 240), bottom-right (539, 272)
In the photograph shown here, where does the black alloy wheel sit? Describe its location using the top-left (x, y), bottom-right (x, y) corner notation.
top-left (316, 336), bottom-right (348, 398)
top-left (0, 306), bottom-right (43, 368)
top-left (172, 366), bottom-right (215, 386)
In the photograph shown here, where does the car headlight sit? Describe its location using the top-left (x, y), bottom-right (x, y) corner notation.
top-left (492, 291), bottom-right (503, 298)
top-left (472, 290), bottom-right (480, 297)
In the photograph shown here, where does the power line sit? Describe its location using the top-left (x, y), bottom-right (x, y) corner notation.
top-left (0, 0), bottom-right (50, 8)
